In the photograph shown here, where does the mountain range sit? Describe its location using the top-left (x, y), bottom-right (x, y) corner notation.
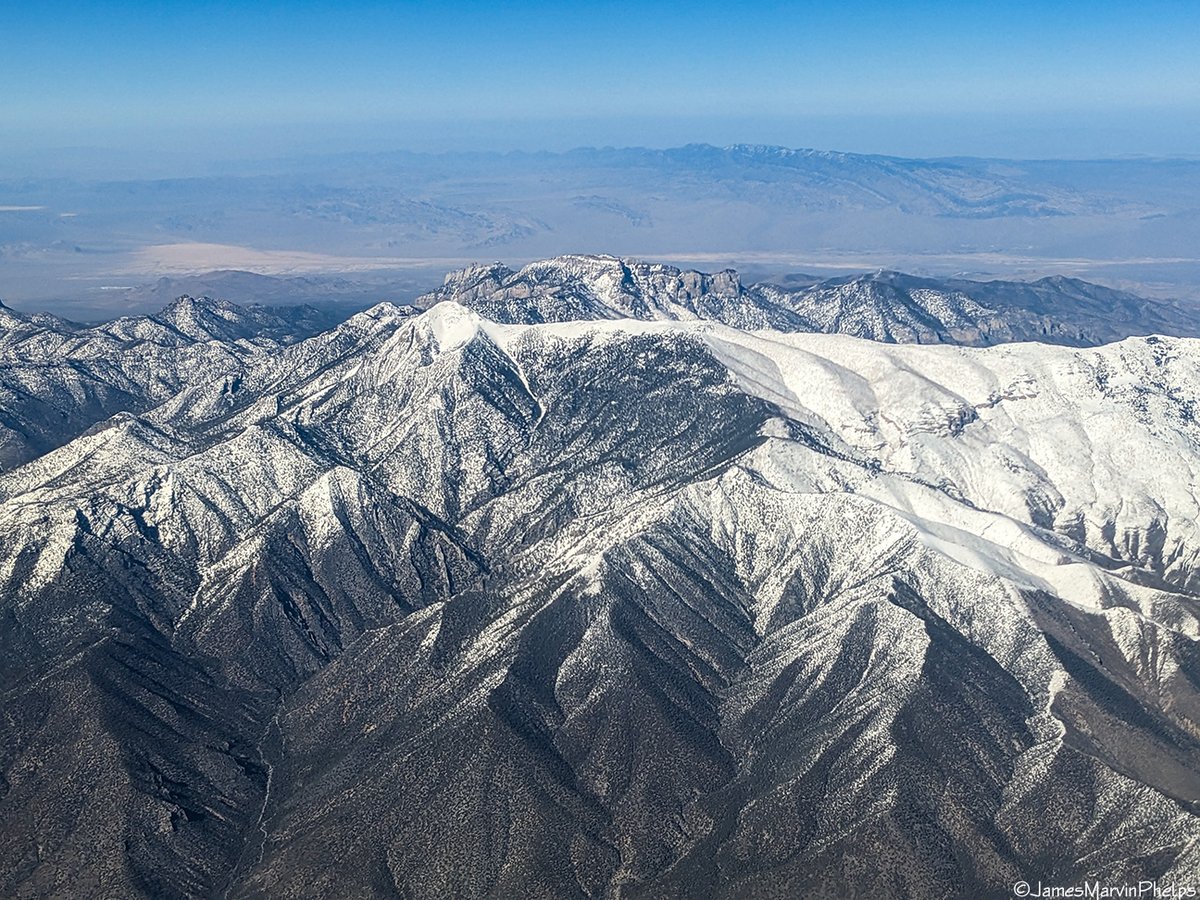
top-left (5, 256), bottom-right (1198, 475)
top-left (7, 143), bottom-right (1200, 315)
top-left (2, 257), bottom-right (1199, 898)
top-left (0, 297), bottom-right (345, 470)
top-left (421, 254), bottom-right (1200, 345)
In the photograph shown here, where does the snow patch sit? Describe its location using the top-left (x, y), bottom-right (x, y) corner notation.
top-left (419, 302), bottom-right (482, 352)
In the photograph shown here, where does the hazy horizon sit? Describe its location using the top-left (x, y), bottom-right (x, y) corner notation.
top-left (6, 141), bottom-right (1200, 317)
top-left (5, 0), bottom-right (1200, 174)
top-left (8, 120), bottom-right (1200, 181)
top-left (4, 1), bottom-right (1200, 316)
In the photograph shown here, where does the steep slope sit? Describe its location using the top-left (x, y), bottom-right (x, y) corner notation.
top-left (422, 255), bottom-right (1200, 347)
top-left (2, 304), bottom-right (1199, 898)
top-left (0, 296), bottom-right (347, 470)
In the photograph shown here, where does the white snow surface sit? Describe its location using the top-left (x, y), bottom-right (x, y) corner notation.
top-left (478, 309), bottom-right (1200, 614)
top-left (3, 301), bottom-right (1198, 633)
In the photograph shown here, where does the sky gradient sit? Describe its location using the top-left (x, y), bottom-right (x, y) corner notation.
top-left (4, 0), bottom-right (1199, 162)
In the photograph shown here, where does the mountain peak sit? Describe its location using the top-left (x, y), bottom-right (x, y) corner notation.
top-left (723, 143), bottom-right (847, 161)
top-left (0, 298), bottom-right (24, 327)
top-left (418, 301), bottom-right (483, 352)
top-left (423, 255), bottom-right (750, 326)
top-left (441, 261), bottom-right (514, 287)
top-left (151, 294), bottom-right (249, 342)
top-left (353, 300), bottom-right (420, 323)
top-left (159, 293), bottom-right (243, 316)
top-left (518, 253), bottom-right (629, 278)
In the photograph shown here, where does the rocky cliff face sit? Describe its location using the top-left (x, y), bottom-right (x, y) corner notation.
top-left (2, 273), bottom-right (1200, 898)
top-left (424, 256), bottom-right (748, 325)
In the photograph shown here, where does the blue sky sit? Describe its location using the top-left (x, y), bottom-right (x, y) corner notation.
top-left (3, 0), bottom-right (1199, 159)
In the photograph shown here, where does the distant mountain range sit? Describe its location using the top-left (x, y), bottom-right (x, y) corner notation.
top-left (3, 258), bottom-right (1200, 897)
top-left (5, 143), bottom-right (1200, 313)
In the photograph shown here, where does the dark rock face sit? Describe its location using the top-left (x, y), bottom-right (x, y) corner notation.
top-left (2, 288), bottom-right (1200, 898)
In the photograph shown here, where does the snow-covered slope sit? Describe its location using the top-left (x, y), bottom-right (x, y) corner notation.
top-left (0, 295), bottom-right (343, 470)
top-left (2, 299), bottom-right (1199, 898)
top-left (781, 270), bottom-right (1200, 345)
top-left (423, 255), bottom-right (1200, 347)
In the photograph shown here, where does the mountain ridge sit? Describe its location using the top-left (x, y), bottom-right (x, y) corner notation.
top-left (0, 294), bottom-right (353, 470)
top-left (4, 257), bottom-right (1199, 475)
top-left (421, 254), bottom-right (1200, 346)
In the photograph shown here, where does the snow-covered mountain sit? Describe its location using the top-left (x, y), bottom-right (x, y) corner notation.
top-left (424, 255), bottom-right (752, 325)
top-left (0, 296), bottom-right (346, 470)
top-left (423, 254), bottom-right (1200, 345)
top-left (2, 285), bottom-right (1199, 898)
top-left (4, 258), bottom-right (1194, 477)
